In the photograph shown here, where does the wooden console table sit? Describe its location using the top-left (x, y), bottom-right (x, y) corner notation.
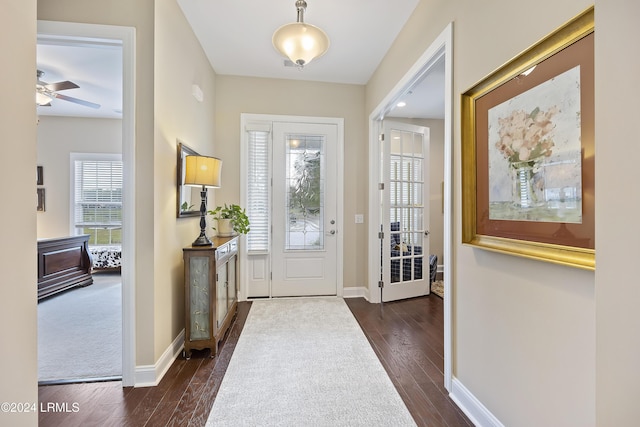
top-left (183, 236), bottom-right (238, 359)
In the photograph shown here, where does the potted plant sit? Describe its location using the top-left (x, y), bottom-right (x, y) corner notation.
top-left (207, 203), bottom-right (250, 236)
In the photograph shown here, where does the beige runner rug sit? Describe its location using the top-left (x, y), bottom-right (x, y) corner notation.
top-left (206, 297), bottom-right (416, 426)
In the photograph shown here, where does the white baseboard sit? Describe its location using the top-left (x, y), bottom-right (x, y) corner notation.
top-left (134, 329), bottom-right (185, 387)
top-left (449, 377), bottom-right (504, 427)
top-left (343, 286), bottom-right (369, 300)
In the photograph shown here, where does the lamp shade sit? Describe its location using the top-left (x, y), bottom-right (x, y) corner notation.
top-left (184, 155), bottom-right (222, 188)
top-left (272, 22), bottom-right (329, 67)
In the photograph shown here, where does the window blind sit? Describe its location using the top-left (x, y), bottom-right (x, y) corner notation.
top-left (246, 129), bottom-right (270, 252)
top-left (73, 158), bottom-right (123, 245)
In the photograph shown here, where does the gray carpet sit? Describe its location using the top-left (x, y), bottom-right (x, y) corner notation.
top-left (206, 298), bottom-right (416, 426)
top-left (38, 272), bottom-right (122, 382)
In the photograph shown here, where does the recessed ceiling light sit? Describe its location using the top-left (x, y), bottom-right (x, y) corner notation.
top-left (396, 101), bottom-right (407, 108)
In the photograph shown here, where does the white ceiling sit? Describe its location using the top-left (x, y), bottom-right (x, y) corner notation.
top-left (37, 37), bottom-right (123, 119)
top-left (177, 0), bottom-right (419, 85)
top-left (37, 0), bottom-right (444, 120)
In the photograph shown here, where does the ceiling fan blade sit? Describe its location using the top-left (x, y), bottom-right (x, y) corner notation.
top-left (53, 93), bottom-right (101, 109)
top-left (46, 80), bottom-right (79, 92)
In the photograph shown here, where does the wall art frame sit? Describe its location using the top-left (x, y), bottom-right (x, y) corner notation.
top-left (461, 7), bottom-right (594, 270)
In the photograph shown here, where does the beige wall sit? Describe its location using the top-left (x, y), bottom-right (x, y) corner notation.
top-left (424, 119), bottom-right (445, 269)
top-left (36, 116), bottom-right (122, 238)
top-left (214, 76), bottom-right (367, 288)
top-left (154, 0), bottom-right (217, 361)
top-left (367, 0), bottom-right (640, 425)
top-left (0, 0), bottom-right (38, 425)
top-left (595, 0), bottom-right (640, 424)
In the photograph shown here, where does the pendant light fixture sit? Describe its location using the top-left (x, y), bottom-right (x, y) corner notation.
top-left (272, 0), bottom-right (329, 69)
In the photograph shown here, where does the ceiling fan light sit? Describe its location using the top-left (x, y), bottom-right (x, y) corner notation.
top-left (36, 90), bottom-right (52, 106)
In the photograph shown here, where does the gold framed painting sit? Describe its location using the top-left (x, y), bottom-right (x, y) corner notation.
top-left (461, 7), bottom-right (594, 270)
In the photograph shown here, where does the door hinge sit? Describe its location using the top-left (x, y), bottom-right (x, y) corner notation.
top-left (379, 133), bottom-right (384, 141)
top-left (378, 231), bottom-right (384, 239)
top-left (378, 183), bottom-right (384, 190)
top-left (378, 280), bottom-right (384, 288)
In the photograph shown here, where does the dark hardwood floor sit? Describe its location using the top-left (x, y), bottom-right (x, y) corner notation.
top-left (38, 295), bottom-right (471, 426)
top-left (346, 297), bottom-right (473, 427)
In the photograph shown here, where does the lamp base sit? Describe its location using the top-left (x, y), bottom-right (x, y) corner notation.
top-left (192, 234), bottom-right (213, 247)
top-left (192, 187), bottom-right (213, 247)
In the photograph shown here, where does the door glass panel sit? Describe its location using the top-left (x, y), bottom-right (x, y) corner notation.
top-left (389, 128), bottom-right (424, 284)
top-left (285, 134), bottom-right (325, 251)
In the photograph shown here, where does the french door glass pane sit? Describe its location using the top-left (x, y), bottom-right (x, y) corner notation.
top-left (389, 129), bottom-right (424, 284)
top-left (285, 134), bottom-right (325, 251)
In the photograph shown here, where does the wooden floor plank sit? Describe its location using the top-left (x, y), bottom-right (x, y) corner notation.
top-left (38, 296), bottom-right (471, 427)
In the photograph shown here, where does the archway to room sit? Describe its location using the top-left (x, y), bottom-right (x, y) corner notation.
top-left (36, 21), bottom-right (136, 387)
top-left (368, 23), bottom-right (453, 390)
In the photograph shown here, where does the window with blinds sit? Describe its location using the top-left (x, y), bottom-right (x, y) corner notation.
top-left (246, 128), bottom-right (271, 252)
top-left (73, 156), bottom-right (123, 246)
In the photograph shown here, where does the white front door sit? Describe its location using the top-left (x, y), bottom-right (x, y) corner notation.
top-left (271, 122), bottom-right (338, 297)
top-left (381, 121), bottom-right (430, 302)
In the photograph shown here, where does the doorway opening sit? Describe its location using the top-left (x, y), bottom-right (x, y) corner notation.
top-left (368, 23), bottom-right (453, 390)
top-left (36, 20), bottom-right (136, 387)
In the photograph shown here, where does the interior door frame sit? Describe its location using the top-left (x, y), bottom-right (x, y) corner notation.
top-left (239, 114), bottom-right (344, 301)
top-left (367, 23), bottom-right (453, 391)
top-left (37, 20), bottom-right (136, 387)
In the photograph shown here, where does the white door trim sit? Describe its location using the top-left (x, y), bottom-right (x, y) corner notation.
top-left (240, 114), bottom-right (344, 301)
top-left (37, 20), bottom-right (136, 387)
top-left (367, 23), bottom-right (453, 391)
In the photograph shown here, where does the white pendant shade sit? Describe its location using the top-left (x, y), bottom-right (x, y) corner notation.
top-left (272, 0), bottom-right (329, 68)
top-left (272, 22), bottom-right (329, 67)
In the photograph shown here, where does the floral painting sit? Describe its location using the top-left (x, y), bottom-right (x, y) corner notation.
top-left (488, 65), bottom-right (582, 223)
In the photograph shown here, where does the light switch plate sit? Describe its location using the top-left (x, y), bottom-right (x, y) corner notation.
top-left (355, 214), bottom-right (364, 224)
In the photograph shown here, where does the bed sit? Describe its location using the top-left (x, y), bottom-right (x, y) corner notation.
top-left (37, 235), bottom-right (93, 300)
top-left (89, 245), bottom-right (122, 270)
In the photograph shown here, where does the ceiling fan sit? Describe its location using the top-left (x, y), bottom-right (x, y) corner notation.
top-left (36, 69), bottom-right (100, 109)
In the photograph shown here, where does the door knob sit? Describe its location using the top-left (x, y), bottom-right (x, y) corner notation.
top-left (329, 230), bottom-right (336, 235)
top-left (424, 230), bottom-right (430, 236)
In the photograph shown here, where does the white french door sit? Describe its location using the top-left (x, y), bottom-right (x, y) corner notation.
top-left (270, 122), bottom-right (339, 297)
top-left (381, 121), bottom-right (430, 302)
